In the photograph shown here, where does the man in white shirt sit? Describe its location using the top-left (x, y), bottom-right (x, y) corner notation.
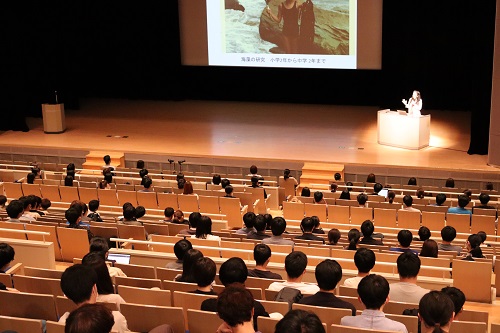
top-left (268, 251), bottom-right (319, 295)
top-left (389, 252), bottom-right (429, 304)
top-left (401, 195), bottom-right (421, 213)
top-left (343, 248), bottom-right (375, 288)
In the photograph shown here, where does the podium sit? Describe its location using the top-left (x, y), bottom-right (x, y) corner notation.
top-left (377, 109), bottom-right (430, 150)
top-left (42, 103), bottom-right (66, 134)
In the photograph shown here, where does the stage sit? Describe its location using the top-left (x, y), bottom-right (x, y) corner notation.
top-left (0, 98), bottom-right (496, 177)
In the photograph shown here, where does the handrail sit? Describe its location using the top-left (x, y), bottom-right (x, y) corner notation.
top-left (0, 228), bottom-right (50, 242)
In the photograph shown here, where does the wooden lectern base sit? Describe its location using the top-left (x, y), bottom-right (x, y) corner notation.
top-left (42, 103), bottom-right (66, 134)
top-left (377, 109), bottom-right (430, 150)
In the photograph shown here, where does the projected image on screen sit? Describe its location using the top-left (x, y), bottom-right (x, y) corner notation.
top-left (207, 0), bottom-right (357, 69)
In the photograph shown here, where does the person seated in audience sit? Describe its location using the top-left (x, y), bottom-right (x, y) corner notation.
top-left (311, 216), bottom-right (325, 234)
top-left (275, 309), bottom-right (325, 333)
top-left (334, 172), bottom-right (342, 182)
top-left (438, 226), bottom-right (463, 255)
top-left (182, 181), bottom-right (198, 197)
top-left (40, 198), bottom-right (51, 213)
top-left (327, 228), bottom-right (341, 245)
top-left (119, 205), bottom-right (142, 226)
top-left (0, 195), bottom-right (7, 211)
top-left (247, 215), bottom-right (270, 240)
top-left (463, 189), bottom-right (473, 201)
top-left (477, 230), bottom-right (491, 247)
top-left (172, 209), bottom-right (186, 224)
top-left (236, 212), bottom-right (256, 235)
top-left (343, 248), bottom-right (376, 288)
top-left (65, 303), bottom-right (115, 333)
top-left (224, 185), bottom-right (236, 198)
top-left (29, 195), bottom-right (44, 216)
top-left (418, 291), bottom-right (454, 333)
top-left (102, 155), bottom-right (115, 171)
top-left (139, 176), bottom-right (154, 192)
top-left (248, 244), bottom-right (282, 279)
top-left (295, 217), bottom-right (325, 244)
top-left (248, 165), bottom-right (261, 178)
top-left (298, 259), bottom-right (356, 315)
top-left (368, 182), bottom-right (383, 196)
top-left (447, 195), bottom-right (472, 215)
top-left (283, 168), bottom-right (298, 187)
top-left (66, 207), bottom-right (94, 241)
top-left (103, 171), bottom-right (113, 186)
top-left (5, 200), bottom-right (24, 222)
top-left (366, 173), bottom-right (376, 184)
top-left (346, 228), bottom-right (361, 250)
top-left (461, 234), bottom-right (485, 260)
top-left (176, 173), bottom-right (185, 182)
top-left (408, 177), bottom-right (417, 186)
top-left (163, 207), bottom-right (175, 223)
top-left (300, 187), bottom-right (311, 197)
top-left (98, 179), bottom-right (110, 190)
top-left (68, 200), bottom-right (90, 226)
top-left (313, 191), bottom-right (326, 204)
top-left (249, 176), bottom-right (268, 199)
top-left (339, 190), bottom-right (351, 200)
top-left (431, 193), bottom-right (447, 206)
top-left (485, 182), bottom-right (495, 191)
top-left (175, 249), bottom-right (204, 282)
top-left (473, 193), bottom-right (496, 213)
top-left (135, 205), bottom-right (146, 221)
top-left (88, 237), bottom-right (127, 280)
top-left (26, 172), bottom-right (36, 184)
top-left (419, 239), bottom-right (438, 258)
top-left (82, 252), bottom-right (126, 310)
top-left (401, 195), bottom-right (421, 212)
top-left (263, 213), bottom-right (273, 230)
top-left (136, 159), bottom-right (145, 170)
top-left (415, 226), bottom-right (431, 241)
top-left (444, 178), bottom-right (455, 188)
top-left (389, 252), bottom-right (429, 303)
top-left (357, 193), bottom-right (368, 207)
top-left (262, 217), bottom-right (295, 246)
top-left (166, 239), bottom-right (193, 270)
top-left (139, 168), bottom-right (149, 184)
top-left (390, 229), bottom-right (419, 254)
top-left (65, 175), bottom-right (75, 187)
top-left (201, 257), bottom-right (269, 330)
top-left (177, 178), bottom-right (186, 190)
top-left (59, 264), bottom-right (129, 332)
top-left (191, 257), bottom-right (217, 295)
top-left (387, 190), bottom-right (396, 204)
top-left (268, 251), bottom-right (320, 294)
top-left (19, 195), bottom-right (37, 221)
top-left (216, 284), bottom-right (259, 333)
top-left (0, 243), bottom-right (15, 273)
top-left (359, 220), bottom-right (383, 245)
top-left (416, 188), bottom-right (425, 199)
top-left (330, 183), bottom-right (338, 193)
top-left (192, 215), bottom-right (221, 242)
top-left (441, 286), bottom-right (465, 319)
top-left (178, 212), bottom-right (201, 236)
top-left (87, 199), bottom-right (103, 222)
top-left (221, 178), bottom-right (231, 190)
top-left (341, 274), bottom-right (408, 333)
top-left (212, 174), bottom-right (222, 186)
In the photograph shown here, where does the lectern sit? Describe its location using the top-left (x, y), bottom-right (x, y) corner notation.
top-left (377, 109), bottom-right (430, 150)
top-left (42, 103), bottom-right (66, 133)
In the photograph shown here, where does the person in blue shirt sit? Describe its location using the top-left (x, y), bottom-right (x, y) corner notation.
top-left (447, 195), bottom-right (472, 215)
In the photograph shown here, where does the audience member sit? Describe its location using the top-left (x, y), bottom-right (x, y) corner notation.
top-left (419, 239), bottom-right (438, 258)
top-left (262, 217), bottom-right (295, 246)
top-left (462, 234), bottom-right (485, 260)
top-left (247, 244), bottom-right (282, 279)
top-left (183, 181), bottom-right (196, 196)
top-left (139, 176), bottom-right (153, 192)
top-left (135, 205), bottom-right (146, 220)
top-left (283, 168), bottom-right (298, 187)
top-left (247, 215), bottom-right (270, 240)
top-left (301, 187), bottom-right (311, 197)
top-left (41, 198), bottom-right (52, 212)
top-left (339, 190), bottom-right (351, 200)
top-left (447, 195), bottom-right (472, 215)
top-left (26, 172), bottom-right (36, 184)
top-left (346, 228), bottom-right (361, 250)
top-left (366, 173), bottom-right (376, 183)
top-left (387, 190), bottom-right (396, 204)
top-left (192, 216), bottom-right (220, 242)
top-left (263, 213), bottom-right (273, 230)
top-left (236, 212), bottom-right (256, 235)
top-left (416, 188), bottom-right (425, 199)
top-left (65, 175), bottom-right (74, 187)
top-left (172, 209), bottom-right (186, 224)
top-left (102, 155), bottom-right (115, 171)
top-left (0, 195), bottom-right (7, 211)
top-left (250, 176), bottom-right (267, 198)
top-left (88, 237), bottom-right (126, 280)
top-left (416, 226), bottom-right (431, 241)
top-left (311, 216), bottom-right (325, 234)
top-left (402, 195), bottom-right (421, 212)
top-left (418, 291), bottom-right (454, 333)
top-left (175, 249), bottom-right (203, 283)
top-left (431, 193), bottom-right (447, 206)
top-left (369, 183), bottom-right (383, 196)
top-left (360, 220), bottom-right (383, 245)
top-left (64, 303), bottom-right (115, 333)
top-left (444, 178), bottom-right (455, 188)
top-left (330, 183), bottom-right (338, 193)
top-left (66, 207), bottom-right (94, 241)
top-left (212, 174), bottom-right (222, 186)
top-left (408, 177), bottom-right (417, 186)
top-left (166, 239), bottom-right (193, 270)
top-left (216, 284), bottom-right (257, 333)
top-left (390, 229), bottom-right (418, 254)
top-left (473, 193), bottom-right (497, 215)
top-left (275, 309), bottom-right (325, 333)
top-left (389, 252), bottom-right (429, 303)
top-left (221, 178), bottom-right (231, 189)
top-left (87, 200), bottom-right (103, 222)
top-left (268, 251), bottom-right (320, 294)
top-left (163, 207), bottom-right (175, 222)
top-left (295, 217), bottom-right (325, 244)
top-left (178, 212), bottom-right (201, 236)
top-left (327, 228), bottom-right (341, 245)
top-left (192, 257), bottom-right (217, 295)
top-left (224, 185), bottom-right (235, 198)
top-left (313, 191), bottom-right (326, 204)
top-left (136, 160), bottom-right (145, 169)
top-left (477, 231), bottom-right (491, 247)
top-left (356, 193), bottom-right (368, 207)
top-left (120, 205), bottom-right (141, 226)
top-left (249, 165), bottom-right (260, 177)
top-left (343, 248), bottom-right (376, 288)
top-left (0, 243), bottom-right (15, 273)
top-left (441, 286), bottom-right (465, 319)
top-left (5, 200), bottom-right (24, 222)
top-left (438, 226), bottom-right (462, 255)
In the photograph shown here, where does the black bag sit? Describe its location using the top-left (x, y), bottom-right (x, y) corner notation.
top-left (274, 287), bottom-right (303, 310)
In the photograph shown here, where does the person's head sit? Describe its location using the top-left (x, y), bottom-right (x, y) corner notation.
top-left (81, 252), bottom-right (115, 295)
top-left (397, 251), bottom-right (421, 278)
top-left (339, 190), bottom-right (350, 200)
top-left (164, 207), bottom-right (175, 220)
top-left (445, 178), bottom-right (455, 188)
top-left (216, 283), bottom-right (254, 328)
top-left (66, 207), bottom-right (81, 225)
top-left (27, 172), bottom-right (36, 184)
top-left (221, 178), bottom-right (230, 189)
top-left (360, 220), bottom-right (375, 238)
top-left (407, 177), bottom-right (417, 186)
top-left (346, 182), bottom-right (353, 192)
top-left (136, 160), bottom-right (145, 169)
top-left (412, 90), bottom-right (421, 100)
top-left (173, 239), bottom-right (193, 261)
top-left (123, 205), bottom-right (136, 221)
top-left (479, 193), bottom-right (490, 205)
top-left (310, 216), bottom-right (320, 229)
top-left (327, 228), bottom-right (341, 245)
top-left (254, 214), bottom-right (267, 233)
top-left (142, 176), bottom-right (152, 189)
top-left (0, 195), bottom-right (7, 207)
top-left (463, 189), bottom-right (472, 199)
top-left (275, 309), bottom-right (325, 333)
top-left (315, 259), bottom-right (342, 291)
top-left (224, 185), bottom-right (234, 196)
top-left (6, 200), bottom-right (24, 219)
top-left (418, 291), bottom-right (455, 333)
top-left (313, 191), bottom-right (323, 203)
top-left (441, 287), bottom-right (465, 317)
top-left (41, 198), bottom-right (51, 210)
top-left (242, 212), bottom-right (256, 229)
top-left (271, 216), bottom-right (287, 236)
top-left (188, 212), bottom-right (201, 228)
top-left (387, 190), bottom-right (396, 203)
top-left (103, 173), bottom-right (112, 184)
top-left (135, 206), bottom-right (146, 219)
top-left (212, 174), bottom-right (221, 185)
top-left (139, 168), bottom-right (149, 179)
top-left (263, 213), bottom-right (273, 230)
top-left (416, 188), bottom-right (425, 199)
top-left (403, 195), bottom-right (413, 207)
top-left (420, 239), bottom-right (438, 258)
top-left (179, 249), bottom-right (204, 282)
top-left (467, 234), bottom-right (483, 258)
top-left (357, 274), bottom-right (389, 310)
top-left (98, 180), bottom-right (108, 190)
top-left (176, 173), bottom-right (184, 181)
top-left (183, 181), bottom-right (194, 195)
top-left (219, 257), bottom-right (248, 286)
top-left (196, 216), bottom-right (213, 238)
top-left (330, 183), bottom-right (338, 192)
top-left (477, 231), bottom-right (487, 244)
top-left (301, 187), bottom-right (311, 197)
top-left (300, 217), bottom-right (315, 233)
top-left (0, 243), bottom-right (15, 271)
top-left (67, 163), bottom-right (76, 171)
top-left (88, 200), bottom-right (100, 212)
top-left (60, 264), bottom-right (98, 305)
top-left (70, 200), bottom-right (87, 217)
top-left (441, 226), bottom-right (457, 242)
top-left (177, 178), bottom-right (186, 190)
top-left (486, 182), bottom-right (494, 191)
top-left (435, 193), bottom-right (447, 206)
top-left (334, 173), bottom-right (342, 181)
top-left (366, 173), bottom-right (376, 183)
top-left (283, 168), bottom-right (291, 180)
top-left (89, 237), bottom-right (109, 257)
top-left (65, 303), bottom-right (114, 333)
top-left (397, 229), bottom-right (413, 248)
top-left (418, 226), bottom-right (431, 241)
top-left (103, 155), bottom-right (111, 165)
top-left (357, 193), bottom-right (368, 206)
top-left (173, 210), bottom-right (184, 223)
top-left (249, 165), bottom-right (258, 175)
top-left (354, 248), bottom-right (376, 273)
top-left (253, 244), bottom-right (272, 266)
top-left (284, 251), bottom-right (307, 279)
top-left (193, 257), bottom-right (216, 288)
top-left (373, 183), bottom-right (383, 193)
top-left (347, 228), bottom-right (361, 250)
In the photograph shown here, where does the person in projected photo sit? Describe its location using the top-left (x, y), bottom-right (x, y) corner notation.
top-left (267, 0), bottom-right (303, 54)
top-left (402, 90), bottom-right (422, 117)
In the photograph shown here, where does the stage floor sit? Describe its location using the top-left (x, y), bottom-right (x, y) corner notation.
top-left (0, 98), bottom-right (496, 173)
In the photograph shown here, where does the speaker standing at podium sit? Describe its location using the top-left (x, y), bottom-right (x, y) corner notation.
top-left (402, 90), bottom-right (422, 117)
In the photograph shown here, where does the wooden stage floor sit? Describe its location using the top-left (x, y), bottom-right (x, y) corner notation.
top-left (0, 98), bottom-right (496, 173)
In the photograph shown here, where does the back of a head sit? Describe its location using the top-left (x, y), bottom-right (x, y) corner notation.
top-left (403, 195), bottom-right (413, 207)
top-left (219, 257), bottom-right (248, 286)
top-left (387, 190), bottom-right (396, 203)
top-left (347, 228), bottom-right (361, 250)
top-left (283, 168), bottom-right (291, 180)
top-left (196, 216), bottom-right (213, 237)
top-left (435, 193), bottom-right (447, 205)
top-left (242, 212), bottom-right (256, 229)
top-left (408, 177), bottom-right (417, 185)
top-left (360, 220), bottom-right (374, 238)
top-left (486, 182), bottom-right (494, 191)
top-left (366, 173), bottom-right (376, 183)
top-left (457, 195), bottom-right (470, 208)
top-left (188, 212), bottom-right (201, 228)
top-left (212, 174), bottom-right (221, 185)
top-left (313, 191), bottom-right (323, 203)
top-left (193, 257), bottom-right (216, 288)
top-left (271, 217), bottom-right (287, 236)
top-left (357, 274), bottom-right (389, 310)
top-left (65, 303), bottom-right (114, 333)
top-left (177, 178), bottom-right (186, 189)
top-left (275, 309), bottom-right (325, 333)
top-left (418, 291), bottom-right (454, 333)
top-left (416, 188), bottom-right (425, 199)
top-left (420, 239), bottom-right (438, 258)
top-left (0, 195), bottom-right (7, 206)
top-left (88, 200), bottom-right (100, 212)
top-left (354, 248), bottom-right (376, 273)
top-left (103, 155), bottom-right (111, 165)
top-left (61, 264), bottom-right (97, 304)
top-left (373, 183), bottom-right (383, 193)
top-left (339, 190), bottom-right (350, 200)
top-left (315, 259), bottom-right (342, 291)
top-left (463, 189), bottom-right (472, 198)
top-left (67, 163), bottom-right (76, 171)
top-left (441, 286), bottom-right (466, 316)
top-left (301, 187), bottom-right (311, 197)
top-left (221, 178), bottom-right (230, 188)
top-left (173, 210), bottom-right (184, 222)
top-left (396, 252), bottom-right (421, 278)
top-left (136, 160), bottom-right (145, 169)
top-left (357, 193), bottom-right (368, 205)
top-left (139, 168), bottom-right (149, 179)
top-left (143, 176), bottom-right (152, 189)
top-left (254, 214), bottom-right (267, 232)
top-left (250, 165), bottom-right (258, 175)
top-left (0, 243), bottom-right (15, 269)
top-left (173, 239), bottom-right (193, 260)
top-left (253, 244), bottom-right (272, 266)
top-left (123, 205), bottom-right (136, 220)
top-left (418, 226), bottom-right (431, 241)
top-left (310, 216), bottom-right (320, 229)
top-left (216, 283), bottom-right (254, 328)
top-left (327, 228), bottom-right (341, 245)
top-left (334, 172), bottom-right (341, 181)
top-left (477, 231), bottom-right (487, 243)
top-left (224, 185), bottom-right (234, 196)
top-left (330, 183), bottom-right (338, 192)
top-left (285, 251), bottom-right (307, 279)
top-left (397, 229), bottom-right (413, 248)
top-left (135, 205), bottom-right (146, 219)
top-left (445, 178), bottom-right (455, 188)
top-left (468, 234), bottom-right (483, 257)
top-left (479, 193), bottom-right (490, 205)
top-left (66, 207), bottom-right (80, 225)
top-left (41, 198), bottom-right (51, 210)
top-left (82, 252), bottom-right (114, 295)
top-left (164, 207), bottom-right (175, 219)
top-left (441, 226), bottom-right (456, 242)
top-left (179, 249), bottom-right (204, 282)
top-left (183, 181), bottom-right (194, 194)
top-left (300, 217), bottom-right (315, 233)
top-left (89, 237), bottom-right (109, 255)
top-left (6, 200), bottom-right (24, 218)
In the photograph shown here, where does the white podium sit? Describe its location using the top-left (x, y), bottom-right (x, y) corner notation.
top-left (42, 103), bottom-right (66, 134)
top-left (377, 109), bottom-right (430, 150)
